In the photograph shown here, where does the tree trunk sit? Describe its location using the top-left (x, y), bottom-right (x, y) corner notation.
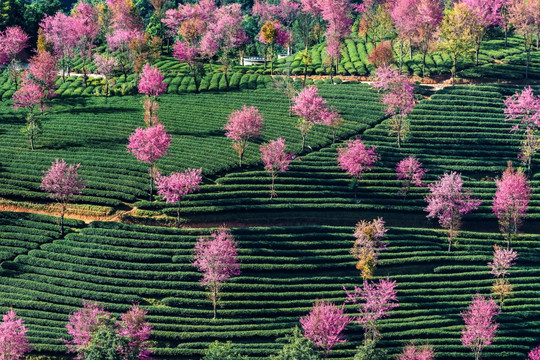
top-left (270, 173), bottom-right (276, 199)
top-left (149, 169), bottom-right (154, 202)
top-left (451, 56), bottom-right (457, 86)
top-left (177, 202), bottom-right (181, 228)
top-left (422, 51), bottom-right (427, 78)
top-left (212, 287), bottom-right (218, 319)
top-left (301, 133), bottom-right (306, 152)
top-left (399, 41), bottom-right (403, 73)
top-left (30, 131), bottom-right (35, 151)
top-left (82, 58), bottom-right (88, 88)
top-left (239, 147), bottom-right (244, 167)
top-left (504, 26), bottom-right (508, 48)
top-left (60, 202), bottom-right (65, 236)
top-left (526, 48), bottom-right (530, 80)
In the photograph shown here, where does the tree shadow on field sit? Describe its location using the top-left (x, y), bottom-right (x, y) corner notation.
top-left (0, 115), bottom-right (23, 125)
top-left (42, 136), bottom-right (126, 151)
top-left (54, 106), bottom-right (139, 115)
top-left (168, 129), bottom-right (225, 137)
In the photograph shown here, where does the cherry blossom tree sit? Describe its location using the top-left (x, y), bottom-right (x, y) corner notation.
top-left (397, 343), bottom-right (435, 360)
top-left (337, 138), bottom-right (379, 196)
top-left (518, 128), bottom-right (540, 174)
top-left (193, 228), bottom-right (241, 319)
top-left (12, 74), bottom-right (46, 150)
top-left (258, 20), bottom-right (290, 75)
top-left (127, 124), bottom-right (172, 201)
top-left (41, 12), bottom-right (78, 81)
top-left (291, 85), bottom-right (333, 151)
top-left (529, 346), bottom-right (540, 360)
top-left (424, 172), bottom-right (482, 252)
top-left (461, 294), bottom-right (500, 360)
top-left (503, 86), bottom-right (540, 132)
top-left (0, 310), bottom-right (33, 360)
top-left (396, 156), bottom-right (428, 196)
top-left (260, 137), bottom-right (294, 198)
top-left (252, 0), bottom-right (300, 55)
top-left (172, 40), bottom-right (203, 92)
top-left (65, 300), bottom-right (110, 358)
top-left (72, 1), bottom-right (100, 87)
top-left (138, 64), bottom-right (167, 126)
top-left (116, 304), bottom-right (154, 359)
top-left (41, 159), bottom-right (86, 235)
top-left (0, 26), bottom-right (30, 90)
top-left (508, 0), bottom-right (540, 80)
top-left (414, 0), bottom-right (443, 77)
top-left (300, 300), bottom-right (352, 358)
top-left (351, 218), bottom-right (387, 280)
top-left (224, 105), bottom-right (264, 167)
top-left (94, 53), bottom-right (118, 101)
top-left (155, 168), bottom-right (202, 227)
top-left (28, 50), bottom-right (58, 100)
top-left (389, 0), bottom-right (418, 72)
top-left (371, 65), bottom-right (415, 148)
top-left (492, 164), bottom-right (531, 247)
top-left (344, 278), bottom-right (398, 344)
top-left (488, 245), bottom-right (518, 307)
top-left (322, 107), bottom-right (343, 143)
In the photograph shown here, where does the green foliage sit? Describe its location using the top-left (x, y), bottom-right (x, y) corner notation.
top-left (202, 341), bottom-right (248, 360)
top-left (270, 327), bottom-right (320, 360)
top-left (353, 342), bottom-right (388, 360)
top-left (83, 320), bottom-right (126, 360)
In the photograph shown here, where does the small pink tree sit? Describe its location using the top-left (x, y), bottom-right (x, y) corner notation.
top-left (396, 156), bottom-right (428, 196)
top-left (518, 128), bottom-right (540, 175)
top-left (260, 137), bottom-right (294, 198)
top-left (116, 304), bottom-right (154, 360)
top-left (41, 159), bottom-right (86, 235)
top-left (424, 172), bottom-right (482, 252)
top-left (127, 124), bottom-right (172, 201)
top-left (461, 294), bottom-right (500, 360)
top-left (337, 138), bottom-right (379, 197)
top-left (371, 65), bottom-right (415, 148)
top-left (93, 53), bottom-right (118, 100)
top-left (65, 300), bottom-right (110, 358)
top-left (0, 26), bottom-right (30, 90)
top-left (322, 107), bottom-right (343, 143)
top-left (12, 74), bottom-right (46, 150)
top-left (0, 310), bottom-right (33, 360)
top-left (488, 245), bottom-right (518, 307)
top-left (155, 168), bottom-right (203, 227)
top-left (503, 86), bottom-right (540, 132)
top-left (138, 63), bottom-right (167, 126)
top-left (224, 105), bottom-right (264, 167)
top-left (291, 85), bottom-right (331, 151)
top-left (192, 228), bottom-right (241, 319)
top-left (397, 343), bottom-right (435, 360)
top-left (299, 300), bottom-right (352, 358)
top-left (351, 218), bottom-right (387, 280)
top-left (492, 164), bottom-right (531, 247)
top-left (529, 346), bottom-right (540, 360)
top-left (344, 278), bottom-right (398, 344)
top-left (28, 50), bottom-right (58, 100)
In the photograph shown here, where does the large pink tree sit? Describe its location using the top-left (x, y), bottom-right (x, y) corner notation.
top-left (389, 0), bottom-right (419, 72)
top-left (337, 138), bottom-right (379, 196)
top-left (116, 305), bottom-right (154, 359)
top-left (492, 164), bottom-right (531, 247)
top-left (41, 12), bottom-right (78, 81)
top-left (344, 278), bottom-right (398, 344)
top-left (0, 26), bottom-right (30, 90)
top-left (72, 1), bottom-right (100, 87)
top-left (461, 294), bottom-right (500, 360)
top-left (260, 137), bottom-right (294, 198)
top-left (28, 50), bottom-right (58, 100)
top-left (0, 310), bottom-right (33, 360)
top-left (371, 65), bottom-right (415, 148)
top-left (503, 86), bottom-right (540, 132)
top-left (424, 172), bottom-right (482, 252)
top-left (396, 156), bottom-right (427, 197)
top-left (65, 300), bottom-right (110, 358)
top-left (508, 0), bottom-right (540, 79)
top-left (155, 168), bottom-right (202, 227)
top-left (224, 105), bottom-right (264, 167)
top-left (41, 159), bottom-right (86, 235)
top-left (127, 124), bottom-right (172, 201)
top-left (300, 300), bottom-right (352, 358)
top-left (397, 343), bottom-right (435, 360)
top-left (138, 63), bottom-right (167, 126)
top-left (192, 228), bottom-right (241, 319)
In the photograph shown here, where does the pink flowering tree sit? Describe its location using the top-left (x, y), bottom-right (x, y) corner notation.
top-left (508, 0), bottom-right (539, 79)
top-left (172, 41), bottom-right (203, 92)
top-left (414, 0), bottom-right (444, 77)
top-left (94, 53), bottom-right (118, 101)
top-left (396, 156), bottom-right (428, 197)
top-left (138, 63), bottom-right (167, 127)
top-left (192, 228), bottom-right (241, 319)
top-left (41, 159), bottom-right (86, 235)
top-left (424, 172), bottom-right (482, 252)
top-left (492, 164), bottom-right (531, 247)
top-left (12, 74), bottom-right (47, 150)
top-left (72, 1), bottom-right (100, 87)
top-left (461, 294), bottom-right (500, 360)
top-left (224, 105), bottom-right (264, 167)
top-left (488, 245), bottom-right (518, 307)
top-left (371, 66), bottom-right (415, 148)
top-left (0, 310), bottom-right (33, 360)
top-left (337, 138), bottom-right (379, 197)
top-left (322, 107), bottom-right (343, 143)
top-left (28, 50), bottom-right (58, 100)
top-left (398, 343), bottom-right (435, 360)
top-left (529, 346), bottom-right (540, 360)
top-left (389, 0), bottom-right (419, 72)
top-left (258, 20), bottom-right (291, 75)
top-left (65, 300), bottom-right (154, 360)
top-left (503, 86), bottom-right (540, 132)
top-left (260, 137), bottom-right (294, 198)
top-left (291, 85), bottom-right (332, 151)
top-left (41, 12), bottom-right (78, 81)
top-left (155, 168), bottom-right (202, 227)
top-left (344, 278), bottom-right (398, 344)
top-left (0, 26), bottom-right (30, 90)
top-left (351, 217), bottom-right (387, 280)
top-left (127, 124), bottom-right (172, 201)
top-left (300, 300), bottom-right (352, 358)
top-left (519, 128), bottom-right (540, 175)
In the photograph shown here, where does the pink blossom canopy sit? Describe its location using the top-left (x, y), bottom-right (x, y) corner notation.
top-left (0, 26), bottom-right (30, 64)
top-left (116, 304), bottom-right (154, 360)
top-left (461, 294), bottom-right (500, 355)
top-left (529, 346), bottom-right (540, 360)
top-left (372, 65), bottom-right (415, 117)
top-left (291, 86), bottom-right (332, 125)
top-left (138, 64), bottom-right (167, 97)
top-left (396, 156), bottom-right (427, 187)
top-left (337, 138), bottom-right (379, 179)
top-left (0, 310), bottom-right (33, 359)
top-left (127, 124), bottom-right (172, 164)
top-left (503, 86), bottom-right (540, 132)
top-left (488, 246), bottom-right (518, 278)
top-left (260, 137), bottom-right (294, 173)
top-left (12, 75), bottom-right (46, 110)
top-left (224, 105), bottom-right (264, 142)
top-left (155, 168), bottom-right (203, 204)
top-left (41, 159), bottom-right (86, 202)
top-left (64, 300), bottom-right (110, 358)
top-left (397, 343), bottom-right (435, 360)
top-left (492, 166), bottom-right (531, 227)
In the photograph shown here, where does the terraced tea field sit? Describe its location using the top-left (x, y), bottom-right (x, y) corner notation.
top-left (0, 213), bottom-right (539, 359)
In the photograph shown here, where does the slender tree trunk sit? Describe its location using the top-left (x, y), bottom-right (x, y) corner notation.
top-left (177, 201), bottom-right (181, 228)
top-left (526, 48), bottom-right (530, 80)
top-left (30, 132), bottom-right (35, 151)
top-left (270, 44), bottom-right (274, 75)
top-left (475, 44), bottom-right (480, 65)
top-left (451, 56), bottom-right (457, 86)
top-left (270, 173), bottom-right (276, 199)
top-left (239, 147), bottom-right (244, 167)
top-left (301, 133), bottom-right (306, 152)
top-left (60, 202), bottom-right (65, 236)
top-left (399, 41), bottom-right (404, 73)
top-left (82, 57), bottom-right (88, 88)
top-left (422, 51), bottom-right (427, 78)
top-left (212, 286), bottom-right (218, 319)
top-left (149, 167), bottom-right (154, 202)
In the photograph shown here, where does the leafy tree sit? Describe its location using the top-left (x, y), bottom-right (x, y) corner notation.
top-left (270, 327), bottom-right (320, 360)
top-left (203, 341), bottom-right (248, 360)
top-left (260, 137), bottom-right (294, 198)
top-left (337, 138), bottom-right (379, 196)
top-left (367, 41), bottom-right (394, 68)
top-left (424, 172), bottom-right (481, 252)
top-left (71, 1), bottom-right (100, 87)
top-left (224, 105), bottom-right (264, 167)
top-left (12, 73), bottom-right (46, 150)
top-left (93, 53), bottom-right (118, 101)
top-left (437, 2), bottom-right (477, 85)
top-left (389, 0), bottom-right (418, 72)
top-left (351, 218), bottom-right (387, 280)
top-left (193, 228), bottom-right (241, 319)
top-left (461, 294), bottom-right (500, 360)
top-left (353, 341), bottom-right (388, 360)
top-left (344, 278), bottom-right (398, 344)
top-left (300, 300), bottom-right (351, 358)
top-left (155, 168), bottom-right (203, 227)
top-left (488, 245), bottom-right (518, 307)
top-left (41, 159), bottom-right (86, 236)
top-left (395, 156), bottom-right (427, 197)
top-left (28, 50), bottom-right (58, 101)
top-left (258, 20), bottom-right (290, 75)
top-left (492, 164), bottom-right (531, 247)
top-left (413, 0), bottom-right (443, 77)
top-left (0, 310), bottom-right (33, 360)
top-left (503, 86), bottom-right (540, 132)
top-left (127, 124), bottom-right (172, 201)
top-left (0, 26), bottom-right (29, 89)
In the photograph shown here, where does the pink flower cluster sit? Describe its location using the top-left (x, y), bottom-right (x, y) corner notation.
top-left (155, 168), bottom-right (203, 204)
top-left (224, 105), bottom-right (264, 142)
top-left (0, 310), bottom-right (33, 359)
top-left (504, 86), bottom-right (540, 132)
top-left (492, 166), bottom-right (531, 229)
top-left (127, 124), bottom-right (172, 164)
top-left (41, 159), bottom-right (86, 202)
top-left (396, 156), bottom-right (428, 187)
top-left (372, 65), bottom-right (415, 117)
top-left (398, 343), bottom-right (435, 360)
top-left (337, 138), bottom-right (379, 179)
top-left (260, 137), bottom-right (294, 173)
top-left (138, 64), bottom-right (167, 97)
top-left (461, 294), bottom-right (500, 358)
top-left (488, 246), bottom-right (518, 278)
top-left (0, 26), bottom-right (29, 64)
